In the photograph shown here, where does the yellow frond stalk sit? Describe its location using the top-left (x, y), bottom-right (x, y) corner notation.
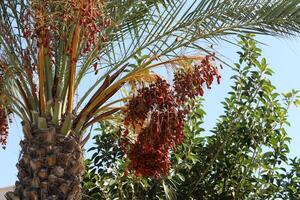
top-left (0, 94), bottom-right (7, 104)
top-left (93, 98), bottom-right (129, 115)
top-left (35, 8), bottom-right (47, 115)
top-left (81, 68), bottom-right (157, 118)
top-left (145, 55), bottom-right (205, 70)
top-left (38, 44), bottom-right (46, 115)
top-left (83, 107), bottom-right (124, 130)
top-left (67, 0), bottom-right (84, 114)
top-left (67, 24), bottom-right (81, 114)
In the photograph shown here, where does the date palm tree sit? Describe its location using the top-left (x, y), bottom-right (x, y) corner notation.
top-left (1, 0), bottom-right (300, 199)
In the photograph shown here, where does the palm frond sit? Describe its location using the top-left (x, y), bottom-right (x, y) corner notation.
top-left (100, 0), bottom-right (300, 70)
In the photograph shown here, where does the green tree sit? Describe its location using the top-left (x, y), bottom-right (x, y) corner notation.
top-left (1, 0), bottom-right (300, 199)
top-left (83, 35), bottom-right (300, 199)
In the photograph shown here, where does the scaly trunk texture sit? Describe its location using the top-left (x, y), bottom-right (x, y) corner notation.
top-left (5, 126), bottom-right (85, 200)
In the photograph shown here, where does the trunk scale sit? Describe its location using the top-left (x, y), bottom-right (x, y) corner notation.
top-left (6, 126), bottom-right (84, 200)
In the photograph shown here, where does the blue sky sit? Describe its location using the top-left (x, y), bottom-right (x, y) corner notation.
top-left (0, 35), bottom-right (300, 187)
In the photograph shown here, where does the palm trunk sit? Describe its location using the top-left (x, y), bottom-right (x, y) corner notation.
top-left (6, 126), bottom-right (85, 200)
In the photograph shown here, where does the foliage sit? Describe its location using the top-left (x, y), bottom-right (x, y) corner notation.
top-left (83, 35), bottom-right (300, 199)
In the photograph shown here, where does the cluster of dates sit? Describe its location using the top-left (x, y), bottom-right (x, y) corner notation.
top-left (124, 78), bottom-right (184, 177)
top-left (66, 0), bottom-right (109, 54)
top-left (0, 70), bottom-right (9, 149)
top-left (174, 56), bottom-right (221, 104)
top-left (0, 107), bottom-right (9, 149)
top-left (23, 0), bottom-right (108, 65)
top-left (123, 56), bottom-right (221, 178)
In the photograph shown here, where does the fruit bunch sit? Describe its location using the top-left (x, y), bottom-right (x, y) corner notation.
top-left (0, 69), bottom-right (8, 149)
top-left (65, 0), bottom-right (109, 54)
top-left (127, 142), bottom-right (171, 178)
top-left (123, 77), bottom-right (182, 177)
top-left (0, 107), bottom-right (9, 149)
top-left (23, 0), bottom-right (108, 62)
top-left (123, 57), bottom-right (221, 178)
top-left (124, 77), bottom-right (175, 128)
top-left (174, 55), bottom-right (221, 104)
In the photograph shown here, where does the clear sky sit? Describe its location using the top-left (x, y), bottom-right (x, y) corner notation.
top-left (0, 35), bottom-right (300, 188)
